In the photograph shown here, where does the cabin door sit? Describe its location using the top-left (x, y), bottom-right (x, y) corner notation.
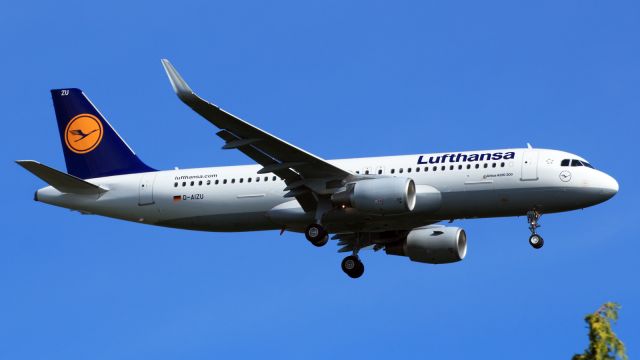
top-left (520, 150), bottom-right (539, 181)
top-left (138, 173), bottom-right (156, 205)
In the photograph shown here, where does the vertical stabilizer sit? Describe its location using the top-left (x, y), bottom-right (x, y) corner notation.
top-left (51, 88), bottom-right (155, 179)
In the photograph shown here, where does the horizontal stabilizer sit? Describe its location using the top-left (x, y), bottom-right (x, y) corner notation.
top-left (16, 160), bottom-right (108, 195)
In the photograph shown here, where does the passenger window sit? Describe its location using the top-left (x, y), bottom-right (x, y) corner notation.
top-left (215, 180), bottom-right (219, 185)
top-left (365, 170), bottom-right (369, 175)
top-left (433, 166), bottom-right (437, 171)
top-left (492, 163), bottom-right (496, 168)
top-left (223, 179), bottom-right (227, 184)
top-left (500, 162), bottom-right (505, 167)
top-left (416, 167), bottom-right (420, 172)
top-left (424, 167), bottom-right (429, 172)
top-left (561, 159), bottom-right (570, 167)
top-left (475, 164), bottom-right (479, 169)
top-left (198, 180), bottom-right (203, 186)
top-left (458, 165), bottom-right (462, 170)
top-left (256, 177), bottom-right (260, 182)
top-left (264, 176), bottom-right (268, 181)
top-left (248, 177), bottom-right (252, 183)
top-left (356, 171), bottom-right (360, 174)
top-left (483, 163), bottom-right (488, 168)
top-left (441, 166), bottom-right (445, 171)
top-left (174, 182), bottom-right (178, 187)
top-left (467, 164), bottom-right (471, 169)
top-left (190, 181), bottom-right (194, 186)
top-left (391, 169), bottom-right (395, 174)
top-left (239, 178), bottom-right (243, 183)
top-left (399, 168), bottom-right (404, 174)
top-left (571, 159), bottom-right (583, 167)
top-left (407, 168), bottom-right (411, 173)
top-left (206, 180), bottom-right (211, 185)
top-left (231, 179), bottom-right (235, 184)
top-left (272, 176), bottom-right (277, 181)
top-left (378, 169), bottom-right (383, 175)
top-left (449, 165), bottom-right (454, 170)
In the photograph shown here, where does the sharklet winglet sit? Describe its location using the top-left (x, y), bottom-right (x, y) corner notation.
top-left (161, 59), bottom-right (201, 104)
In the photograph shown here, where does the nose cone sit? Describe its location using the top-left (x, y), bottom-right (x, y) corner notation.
top-left (597, 172), bottom-right (619, 201)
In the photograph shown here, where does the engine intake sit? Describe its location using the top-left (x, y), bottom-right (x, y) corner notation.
top-left (385, 227), bottom-right (467, 264)
top-left (332, 178), bottom-right (416, 215)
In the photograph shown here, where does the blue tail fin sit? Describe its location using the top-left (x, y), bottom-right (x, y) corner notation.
top-left (51, 88), bottom-right (155, 179)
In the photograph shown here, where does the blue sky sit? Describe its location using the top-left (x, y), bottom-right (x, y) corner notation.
top-left (1, 1), bottom-right (639, 358)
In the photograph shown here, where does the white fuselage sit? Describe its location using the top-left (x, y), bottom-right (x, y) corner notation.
top-left (35, 148), bottom-right (618, 233)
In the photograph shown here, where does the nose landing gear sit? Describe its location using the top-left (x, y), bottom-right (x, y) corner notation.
top-left (527, 210), bottom-right (544, 249)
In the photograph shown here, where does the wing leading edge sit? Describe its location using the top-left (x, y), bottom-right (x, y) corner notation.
top-left (161, 59), bottom-right (353, 212)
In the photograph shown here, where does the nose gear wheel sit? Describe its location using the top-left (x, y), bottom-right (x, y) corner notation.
top-left (527, 211), bottom-right (544, 249)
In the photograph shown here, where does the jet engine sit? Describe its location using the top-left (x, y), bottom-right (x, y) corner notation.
top-left (385, 227), bottom-right (467, 264)
top-left (331, 178), bottom-right (416, 215)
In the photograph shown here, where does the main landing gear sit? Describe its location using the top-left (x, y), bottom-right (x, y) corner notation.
top-left (304, 222), bottom-right (365, 278)
top-left (305, 223), bottom-right (328, 247)
top-left (527, 210), bottom-right (544, 249)
top-left (341, 255), bottom-right (365, 279)
top-left (341, 233), bottom-right (365, 279)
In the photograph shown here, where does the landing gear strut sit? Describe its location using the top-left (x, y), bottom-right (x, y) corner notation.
top-left (340, 233), bottom-right (365, 278)
top-left (304, 218), bottom-right (365, 278)
top-left (341, 255), bottom-right (364, 278)
top-left (305, 223), bottom-right (328, 247)
top-left (527, 210), bottom-right (544, 249)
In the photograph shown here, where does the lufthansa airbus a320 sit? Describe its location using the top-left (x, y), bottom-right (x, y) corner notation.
top-left (17, 60), bottom-right (619, 278)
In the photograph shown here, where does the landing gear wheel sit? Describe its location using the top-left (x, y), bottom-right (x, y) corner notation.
top-left (305, 223), bottom-right (328, 247)
top-left (341, 255), bottom-right (365, 278)
top-left (529, 234), bottom-right (544, 249)
top-left (312, 235), bottom-right (328, 247)
top-left (526, 210), bottom-right (544, 250)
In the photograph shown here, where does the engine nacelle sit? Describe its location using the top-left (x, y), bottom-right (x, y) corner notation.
top-left (385, 227), bottom-right (467, 264)
top-left (332, 178), bottom-right (416, 215)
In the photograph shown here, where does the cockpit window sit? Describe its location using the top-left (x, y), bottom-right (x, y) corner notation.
top-left (563, 158), bottom-right (595, 168)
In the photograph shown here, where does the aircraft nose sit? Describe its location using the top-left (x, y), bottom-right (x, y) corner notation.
top-left (599, 172), bottom-right (619, 199)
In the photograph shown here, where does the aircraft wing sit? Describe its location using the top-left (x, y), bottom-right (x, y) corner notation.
top-left (161, 59), bottom-right (353, 212)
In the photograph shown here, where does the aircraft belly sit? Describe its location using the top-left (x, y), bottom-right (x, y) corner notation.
top-left (434, 187), bottom-right (591, 219)
top-left (155, 211), bottom-right (277, 232)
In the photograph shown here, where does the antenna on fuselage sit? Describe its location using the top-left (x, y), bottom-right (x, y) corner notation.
top-left (526, 143), bottom-right (533, 149)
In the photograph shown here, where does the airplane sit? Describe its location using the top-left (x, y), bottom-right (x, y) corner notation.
top-left (16, 59), bottom-right (619, 278)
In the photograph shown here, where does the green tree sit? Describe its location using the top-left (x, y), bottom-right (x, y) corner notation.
top-left (573, 302), bottom-right (627, 360)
